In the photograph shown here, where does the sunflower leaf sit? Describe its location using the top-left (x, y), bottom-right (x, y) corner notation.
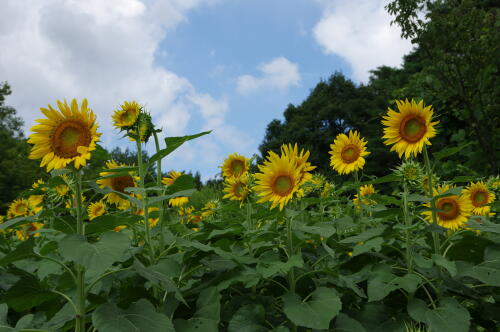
top-left (407, 297), bottom-right (470, 332)
top-left (148, 131), bottom-right (211, 166)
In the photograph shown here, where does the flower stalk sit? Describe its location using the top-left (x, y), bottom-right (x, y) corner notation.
top-left (423, 146), bottom-right (440, 255)
top-left (402, 179), bottom-right (413, 273)
top-left (74, 170), bottom-right (86, 332)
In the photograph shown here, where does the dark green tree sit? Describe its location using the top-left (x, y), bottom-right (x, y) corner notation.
top-left (0, 82), bottom-right (45, 213)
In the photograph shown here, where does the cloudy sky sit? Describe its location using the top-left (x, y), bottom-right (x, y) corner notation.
top-left (0, 0), bottom-right (412, 180)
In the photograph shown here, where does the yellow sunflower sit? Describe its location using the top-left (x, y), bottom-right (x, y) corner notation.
top-left (353, 184), bottom-right (376, 207)
top-left (28, 195), bottom-right (44, 214)
top-left (221, 153), bottom-right (250, 179)
top-left (8, 199), bottom-right (30, 217)
top-left (55, 183), bottom-right (70, 197)
top-left (178, 205), bottom-right (195, 224)
top-left (329, 130), bottom-right (370, 175)
top-left (382, 99), bottom-right (439, 159)
top-left (162, 171), bottom-right (189, 207)
top-left (97, 160), bottom-right (137, 210)
top-left (281, 143), bottom-right (316, 182)
top-left (112, 101), bottom-right (141, 129)
top-left (462, 181), bottom-right (496, 216)
top-left (32, 178), bottom-right (45, 190)
top-left (422, 184), bottom-right (472, 230)
top-left (201, 201), bottom-right (217, 218)
top-left (28, 99), bottom-right (100, 171)
top-left (223, 175), bottom-right (250, 204)
top-left (254, 151), bottom-right (303, 210)
top-left (16, 222), bottom-right (44, 241)
top-left (88, 201), bottom-right (106, 220)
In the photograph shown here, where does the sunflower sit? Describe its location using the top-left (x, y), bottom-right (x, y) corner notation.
top-left (88, 201), bottom-right (106, 220)
top-left (55, 183), bottom-right (70, 197)
top-left (28, 195), bottom-right (44, 214)
top-left (382, 99), bottom-right (439, 159)
top-left (16, 222), bottom-right (44, 241)
top-left (329, 130), bottom-right (370, 175)
top-left (462, 181), bottom-right (496, 216)
top-left (163, 171), bottom-right (189, 207)
top-left (137, 207), bottom-right (160, 227)
top-left (28, 99), bottom-right (100, 171)
top-left (254, 151), bottom-right (304, 210)
top-left (281, 143), bottom-right (316, 182)
top-left (422, 184), bottom-right (472, 230)
top-left (178, 205), bottom-right (195, 224)
top-left (221, 153), bottom-right (250, 179)
top-left (353, 184), bottom-right (376, 207)
top-left (32, 178), bottom-right (45, 190)
top-left (8, 199), bottom-right (30, 217)
top-left (223, 175), bottom-right (251, 204)
top-left (201, 201), bottom-right (218, 218)
top-left (112, 101), bottom-right (141, 129)
top-left (97, 160), bottom-right (137, 210)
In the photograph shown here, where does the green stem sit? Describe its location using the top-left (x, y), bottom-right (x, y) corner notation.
top-left (153, 131), bottom-right (165, 252)
top-left (74, 171), bottom-right (86, 332)
top-left (402, 179), bottom-right (413, 273)
top-left (286, 215), bottom-right (298, 332)
top-left (423, 146), bottom-right (440, 255)
top-left (136, 137), bottom-right (154, 261)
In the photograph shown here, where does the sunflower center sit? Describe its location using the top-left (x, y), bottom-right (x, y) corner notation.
top-left (28, 223), bottom-right (38, 232)
top-left (120, 110), bottom-right (136, 125)
top-left (111, 175), bottom-right (135, 193)
top-left (231, 160), bottom-right (245, 176)
top-left (52, 120), bottom-right (91, 158)
top-left (15, 204), bottom-right (28, 214)
top-left (437, 198), bottom-right (459, 220)
top-left (472, 191), bottom-right (487, 207)
top-left (340, 144), bottom-right (360, 163)
top-left (273, 175), bottom-right (294, 196)
top-left (400, 116), bottom-right (427, 143)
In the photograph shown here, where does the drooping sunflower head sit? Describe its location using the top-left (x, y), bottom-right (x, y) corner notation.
top-left (96, 160), bottom-right (137, 210)
top-left (28, 99), bottom-right (100, 171)
top-left (462, 181), bottom-right (496, 216)
top-left (329, 130), bottom-right (370, 175)
top-left (281, 143), bottom-right (316, 183)
top-left (16, 222), bottom-right (44, 241)
top-left (382, 99), bottom-right (439, 159)
top-left (88, 201), bottom-right (106, 220)
top-left (112, 101), bottom-right (141, 129)
top-left (8, 199), bottom-right (30, 218)
top-left (254, 151), bottom-right (303, 210)
top-left (221, 153), bottom-right (250, 179)
top-left (422, 184), bottom-right (473, 230)
top-left (32, 178), bottom-right (45, 190)
top-left (353, 184), bottom-right (376, 207)
top-left (223, 175), bottom-right (251, 204)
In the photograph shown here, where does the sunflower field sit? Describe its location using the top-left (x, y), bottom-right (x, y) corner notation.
top-left (0, 96), bottom-right (499, 332)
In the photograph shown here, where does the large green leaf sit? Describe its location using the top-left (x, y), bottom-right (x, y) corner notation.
top-left (59, 232), bottom-right (130, 277)
top-left (432, 254), bottom-right (457, 276)
top-left (407, 297), bottom-right (470, 332)
top-left (352, 237), bottom-right (384, 256)
top-left (3, 275), bottom-right (56, 312)
top-left (433, 143), bottom-right (471, 161)
top-left (282, 287), bottom-right (341, 330)
top-left (148, 131), bottom-right (211, 165)
top-left (0, 238), bottom-right (35, 266)
top-left (174, 287), bottom-right (220, 332)
top-left (367, 266), bottom-right (421, 302)
top-left (85, 214), bottom-right (140, 234)
top-left (228, 304), bottom-right (266, 332)
top-left (339, 226), bottom-right (386, 244)
top-left (335, 313), bottom-right (367, 332)
top-left (92, 299), bottom-right (174, 332)
top-left (256, 252), bottom-right (303, 278)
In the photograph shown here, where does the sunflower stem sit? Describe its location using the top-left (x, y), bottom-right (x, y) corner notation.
top-left (423, 146), bottom-right (440, 255)
top-left (135, 137), bottom-right (154, 262)
top-left (74, 170), bottom-right (86, 332)
top-left (153, 131), bottom-right (165, 254)
top-left (402, 179), bottom-right (413, 273)
top-left (353, 171), bottom-right (365, 230)
top-left (286, 215), bottom-right (297, 332)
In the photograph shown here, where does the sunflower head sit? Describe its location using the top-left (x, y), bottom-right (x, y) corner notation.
top-left (112, 101), bottom-right (141, 129)
top-left (281, 143), bottom-right (316, 183)
top-left (169, 196), bottom-right (189, 207)
top-left (254, 151), bottom-right (304, 210)
top-left (382, 99), bottom-right (439, 159)
top-left (487, 176), bottom-right (500, 191)
top-left (128, 112), bottom-right (154, 143)
top-left (88, 201), bottom-right (106, 220)
top-left (32, 178), bottom-right (46, 190)
top-left (96, 160), bottom-right (137, 210)
top-left (8, 199), bottom-right (30, 217)
top-left (394, 160), bottom-right (423, 184)
top-left (422, 184), bottom-right (472, 230)
top-left (15, 222), bottom-right (44, 241)
top-left (353, 184), bottom-right (376, 207)
top-left (28, 195), bottom-right (44, 214)
top-left (137, 207), bottom-right (160, 227)
top-left (462, 181), bottom-right (496, 216)
top-left (329, 130), bottom-right (370, 175)
top-left (223, 175), bottom-right (251, 205)
top-left (221, 153), bottom-right (250, 179)
top-left (201, 201), bottom-right (218, 218)
top-left (28, 99), bottom-right (100, 171)
top-left (162, 171), bottom-right (184, 186)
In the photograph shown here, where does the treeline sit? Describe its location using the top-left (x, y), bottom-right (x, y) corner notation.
top-left (260, 0), bottom-right (499, 181)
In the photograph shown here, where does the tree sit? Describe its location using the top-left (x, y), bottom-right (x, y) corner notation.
top-left (0, 82), bottom-right (45, 213)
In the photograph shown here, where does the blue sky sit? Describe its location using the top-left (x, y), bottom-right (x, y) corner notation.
top-left (0, 0), bottom-right (411, 180)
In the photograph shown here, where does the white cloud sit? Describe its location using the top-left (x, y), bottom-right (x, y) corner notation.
top-left (313, 0), bottom-right (413, 82)
top-left (0, 0), bottom-right (247, 179)
top-left (236, 57), bottom-right (300, 94)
